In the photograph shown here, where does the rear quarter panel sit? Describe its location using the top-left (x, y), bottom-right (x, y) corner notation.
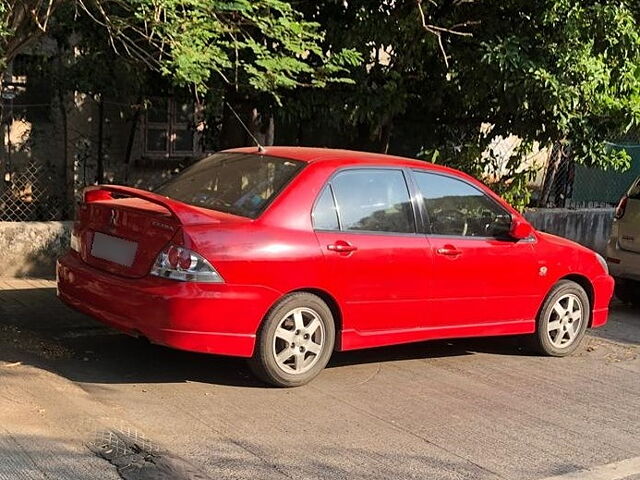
top-left (180, 163), bottom-right (339, 332)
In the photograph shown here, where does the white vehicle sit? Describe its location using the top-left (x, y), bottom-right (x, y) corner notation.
top-left (607, 175), bottom-right (640, 304)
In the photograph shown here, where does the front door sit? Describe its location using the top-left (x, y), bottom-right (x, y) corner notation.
top-left (412, 170), bottom-right (540, 328)
top-left (312, 168), bottom-right (432, 334)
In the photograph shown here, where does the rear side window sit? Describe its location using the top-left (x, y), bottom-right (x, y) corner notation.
top-left (414, 171), bottom-right (511, 237)
top-left (328, 169), bottom-right (415, 234)
top-left (155, 153), bottom-right (304, 219)
top-left (312, 186), bottom-right (340, 230)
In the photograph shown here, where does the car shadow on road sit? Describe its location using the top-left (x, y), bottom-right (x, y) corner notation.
top-left (1, 286), bottom-right (638, 388)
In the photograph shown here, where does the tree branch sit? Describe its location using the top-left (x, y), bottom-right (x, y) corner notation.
top-left (416, 0), bottom-right (475, 69)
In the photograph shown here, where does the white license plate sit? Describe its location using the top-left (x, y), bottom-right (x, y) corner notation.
top-left (91, 232), bottom-right (138, 267)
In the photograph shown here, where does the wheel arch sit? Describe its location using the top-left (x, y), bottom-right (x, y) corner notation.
top-left (559, 274), bottom-right (595, 327)
top-left (284, 287), bottom-right (344, 349)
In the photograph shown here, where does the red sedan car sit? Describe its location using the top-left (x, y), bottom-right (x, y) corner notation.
top-left (57, 147), bottom-right (614, 387)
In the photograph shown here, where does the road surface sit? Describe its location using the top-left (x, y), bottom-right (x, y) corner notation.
top-left (0, 279), bottom-right (639, 480)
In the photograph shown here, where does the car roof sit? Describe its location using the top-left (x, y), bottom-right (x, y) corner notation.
top-left (223, 146), bottom-right (460, 175)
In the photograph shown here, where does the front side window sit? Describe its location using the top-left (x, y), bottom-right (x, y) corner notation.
top-left (328, 169), bottom-right (415, 234)
top-left (414, 171), bottom-right (511, 237)
top-left (155, 153), bottom-right (304, 219)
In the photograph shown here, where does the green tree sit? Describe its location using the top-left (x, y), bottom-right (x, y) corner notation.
top-left (0, 1), bottom-right (360, 147)
top-left (282, 0), bottom-right (640, 209)
top-left (75, 0), bottom-right (360, 147)
top-left (0, 1), bottom-right (65, 74)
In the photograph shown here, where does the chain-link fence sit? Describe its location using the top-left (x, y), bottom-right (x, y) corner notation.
top-left (0, 159), bottom-right (66, 221)
top-left (0, 99), bottom-right (68, 221)
top-left (535, 141), bottom-right (640, 209)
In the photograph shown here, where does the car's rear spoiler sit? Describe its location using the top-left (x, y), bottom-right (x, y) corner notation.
top-left (83, 185), bottom-right (227, 226)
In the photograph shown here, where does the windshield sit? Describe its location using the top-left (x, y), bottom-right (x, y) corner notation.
top-left (155, 153), bottom-right (305, 219)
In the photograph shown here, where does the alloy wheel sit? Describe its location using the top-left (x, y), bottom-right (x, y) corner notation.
top-left (272, 307), bottom-right (325, 375)
top-left (546, 293), bottom-right (584, 349)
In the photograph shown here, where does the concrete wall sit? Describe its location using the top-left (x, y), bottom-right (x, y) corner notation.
top-left (0, 208), bottom-right (615, 278)
top-left (0, 221), bottom-right (72, 278)
top-left (524, 208), bottom-right (614, 255)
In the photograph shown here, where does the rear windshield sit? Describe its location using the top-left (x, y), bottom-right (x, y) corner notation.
top-left (155, 153), bottom-right (304, 218)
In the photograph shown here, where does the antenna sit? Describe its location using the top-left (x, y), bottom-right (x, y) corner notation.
top-left (225, 102), bottom-right (265, 153)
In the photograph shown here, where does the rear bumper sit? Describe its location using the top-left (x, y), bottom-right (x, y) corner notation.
top-left (606, 236), bottom-right (640, 282)
top-left (591, 273), bottom-right (615, 328)
top-left (56, 252), bottom-right (281, 357)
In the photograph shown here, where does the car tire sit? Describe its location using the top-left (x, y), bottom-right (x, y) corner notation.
top-left (249, 293), bottom-right (335, 387)
top-left (532, 280), bottom-right (590, 357)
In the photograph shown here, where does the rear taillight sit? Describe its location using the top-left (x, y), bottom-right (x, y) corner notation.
top-left (151, 245), bottom-right (224, 283)
top-left (615, 196), bottom-right (629, 219)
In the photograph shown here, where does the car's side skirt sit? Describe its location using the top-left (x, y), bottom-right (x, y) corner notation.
top-left (339, 320), bottom-right (536, 351)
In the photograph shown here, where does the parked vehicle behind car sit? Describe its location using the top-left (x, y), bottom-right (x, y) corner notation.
top-left (607, 175), bottom-right (640, 304)
top-left (57, 147), bottom-right (614, 387)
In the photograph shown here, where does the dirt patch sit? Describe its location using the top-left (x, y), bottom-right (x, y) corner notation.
top-left (0, 324), bottom-right (71, 360)
top-left (580, 335), bottom-right (639, 363)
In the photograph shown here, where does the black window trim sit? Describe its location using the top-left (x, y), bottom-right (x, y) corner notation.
top-left (311, 166), bottom-right (422, 237)
top-left (408, 168), bottom-right (518, 241)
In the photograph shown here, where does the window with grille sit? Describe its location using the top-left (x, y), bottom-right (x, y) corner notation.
top-left (145, 97), bottom-right (195, 157)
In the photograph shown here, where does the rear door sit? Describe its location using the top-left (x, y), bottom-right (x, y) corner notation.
top-left (313, 168), bottom-right (432, 333)
top-left (617, 177), bottom-right (640, 253)
top-left (412, 170), bottom-right (541, 327)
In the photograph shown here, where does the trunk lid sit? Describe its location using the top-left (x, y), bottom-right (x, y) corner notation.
top-left (75, 185), bottom-right (246, 278)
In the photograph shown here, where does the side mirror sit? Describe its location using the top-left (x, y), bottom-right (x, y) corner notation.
top-left (510, 217), bottom-right (534, 240)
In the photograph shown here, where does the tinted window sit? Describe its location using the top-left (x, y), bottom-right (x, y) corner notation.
top-left (312, 186), bottom-right (339, 230)
top-left (155, 153), bottom-right (304, 219)
top-left (414, 171), bottom-right (511, 237)
top-left (331, 169), bottom-right (415, 234)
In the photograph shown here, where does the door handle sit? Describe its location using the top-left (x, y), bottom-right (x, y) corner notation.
top-left (436, 245), bottom-right (462, 257)
top-left (327, 241), bottom-right (358, 254)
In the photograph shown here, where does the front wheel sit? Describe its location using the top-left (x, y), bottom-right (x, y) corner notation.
top-left (532, 280), bottom-right (590, 356)
top-left (249, 293), bottom-right (335, 387)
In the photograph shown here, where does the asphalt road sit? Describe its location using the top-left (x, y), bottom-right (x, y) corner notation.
top-left (0, 279), bottom-right (639, 480)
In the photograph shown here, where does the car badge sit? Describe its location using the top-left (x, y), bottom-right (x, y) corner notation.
top-left (539, 266), bottom-right (548, 277)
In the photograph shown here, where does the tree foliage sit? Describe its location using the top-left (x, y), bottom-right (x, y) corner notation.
top-left (282, 0), bottom-right (640, 209)
top-left (1, 1), bottom-right (640, 209)
top-left (0, 1), bottom-right (64, 70)
top-left (74, 0), bottom-right (360, 101)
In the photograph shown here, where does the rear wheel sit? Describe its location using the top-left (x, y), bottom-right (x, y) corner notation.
top-left (249, 293), bottom-right (335, 387)
top-left (532, 280), bottom-right (589, 356)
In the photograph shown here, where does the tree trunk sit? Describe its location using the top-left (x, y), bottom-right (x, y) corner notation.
top-left (96, 96), bottom-right (105, 184)
top-left (540, 142), bottom-right (564, 207)
top-left (378, 120), bottom-right (393, 154)
top-left (58, 90), bottom-right (72, 219)
top-left (123, 97), bottom-right (142, 183)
